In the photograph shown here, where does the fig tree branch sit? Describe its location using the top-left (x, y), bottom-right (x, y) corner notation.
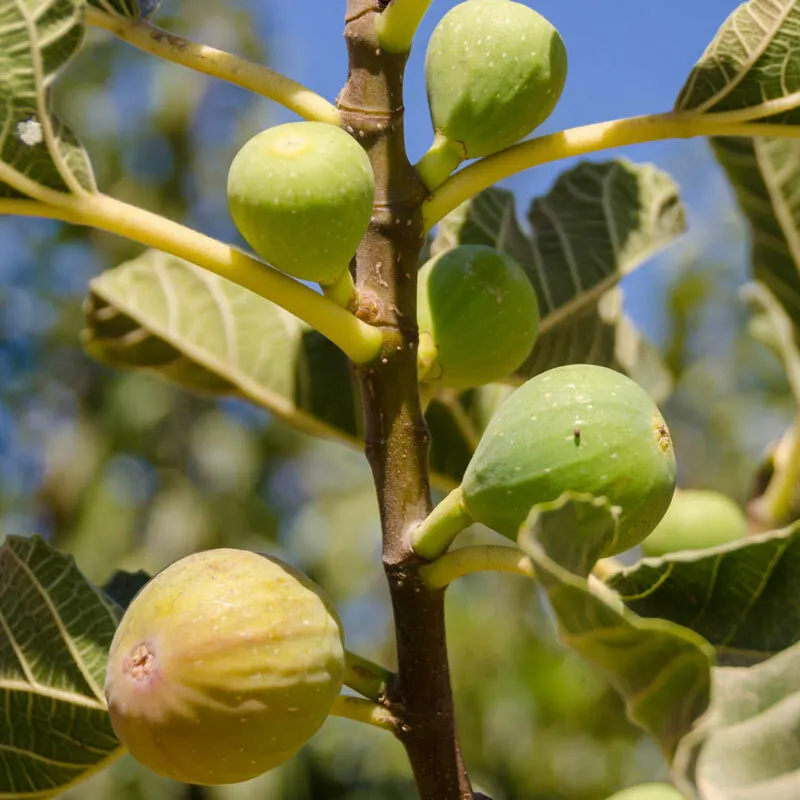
top-left (422, 112), bottom-right (800, 230)
top-left (375, 0), bottom-right (434, 53)
top-left (0, 181), bottom-right (384, 364)
top-left (85, 7), bottom-right (340, 125)
top-left (341, 3), bottom-right (473, 797)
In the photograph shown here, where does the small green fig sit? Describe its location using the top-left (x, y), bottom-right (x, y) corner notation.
top-left (604, 784), bottom-right (685, 800)
top-left (417, 245), bottom-right (539, 389)
top-left (461, 364), bottom-right (676, 554)
top-left (105, 549), bottom-right (345, 785)
top-left (425, 0), bottom-right (567, 160)
top-left (640, 488), bottom-right (747, 557)
top-left (227, 121), bottom-right (374, 289)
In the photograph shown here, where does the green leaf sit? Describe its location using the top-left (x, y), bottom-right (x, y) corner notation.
top-left (672, 640), bottom-right (800, 800)
top-left (0, 0), bottom-right (95, 198)
top-left (741, 281), bottom-right (800, 404)
top-left (430, 162), bottom-right (684, 380)
top-left (83, 250), bottom-right (363, 442)
top-left (607, 524), bottom-right (800, 667)
top-left (518, 494), bottom-right (714, 758)
top-left (676, 0), bottom-right (800, 123)
top-left (712, 137), bottom-right (800, 327)
top-left (0, 535), bottom-right (122, 798)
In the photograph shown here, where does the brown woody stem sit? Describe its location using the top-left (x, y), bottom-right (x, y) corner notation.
top-left (339, 3), bottom-right (473, 799)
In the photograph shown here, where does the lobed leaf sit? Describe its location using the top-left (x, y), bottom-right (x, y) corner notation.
top-left (0, 0), bottom-right (95, 199)
top-left (713, 137), bottom-right (800, 328)
top-left (518, 494), bottom-right (714, 758)
top-left (676, 0), bottom-right (800, 123)
top-left (607, 523), bottom-right (800, 667)
top-left (672, 640), bottom-right (800, 800)
top-left (83, 250), bottom-right (364, 442)
top-left (0, 535), bottom-right (122, 798)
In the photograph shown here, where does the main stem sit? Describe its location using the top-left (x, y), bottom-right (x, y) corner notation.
top-left (340, 3), bottom-right (472, 799)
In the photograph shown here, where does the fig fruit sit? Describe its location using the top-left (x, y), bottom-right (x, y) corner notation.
top-left (105, 548), bottom-right (345, 785)
top-left (604, 784), bottom-right (685, 800)
top-left (227, 121), bottom-right (374, 294)
top-left (424, 0), bottom-right (567, 160)
top-left (417, 245), bottom-right (539, 389)
top-left (461, 364), bottom-right (676, 554)
top-left (640, 488), bottom-right (747, 557)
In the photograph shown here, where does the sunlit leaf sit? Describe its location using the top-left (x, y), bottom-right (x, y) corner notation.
top-left (0, 535), bottom-right (122, 798)
top-left (673, 640), bottom-right (800, 800)
top-left (0, 0), bottom-right (95, 199)
top-left (518, 494), bottom-right (714, 758)
top-left (676, 0), bottom-right (800, 123)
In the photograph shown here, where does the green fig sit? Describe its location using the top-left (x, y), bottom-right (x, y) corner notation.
top-left (105, 548), bottom-right (345, 785)
top-left (227, 122), bottom-right (374, 299)
top-left (417, 245), bottom-right (539, 389)
top-left (640, 488), bottom-right (747, 557)
top-left (418, 0), bottom-right (567, 188)
top-left (415, 365), bottom-right (676, 558)
top-left (604, 784), bottom-right (685, 800)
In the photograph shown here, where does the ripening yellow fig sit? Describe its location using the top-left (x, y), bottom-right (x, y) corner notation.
top-left (105, 548), bottom-right (345, 785)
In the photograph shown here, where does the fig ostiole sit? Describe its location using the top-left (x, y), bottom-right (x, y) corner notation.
top-left (420, 0), bottom-right (567, 185)
top-left (417, 244), bottom-right (539, 389)
top-left (227, 121), bottom-right (375, 306)
top-left (105, 548), bottom-right (345, 785)
top-left (603, 784), bottom-right (686, 800)
top-left (640, 488), bottom-right (747, 557)
top-left (413, 364), bottom-right (676, 560)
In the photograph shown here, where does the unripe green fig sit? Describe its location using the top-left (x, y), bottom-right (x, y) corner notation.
top-left (227, 121), bottom-right (374, 291)
top-left (462, 364), bottom-right (676, 554)
top-left (417, 245), bottom-right (539, 389)
top-left (640, 488), bottom-right (747, 557)
top-left (604, 784), bottom-right (685, 800)
top-left (425, 0), bottom-right (567, 160)
top-left (105, 548), bottom-right (345, 785)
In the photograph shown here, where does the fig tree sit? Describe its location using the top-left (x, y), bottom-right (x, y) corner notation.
top-left (105, 548), bottom-right (345, 785)
top-left (417, 245), bottom-right (539, 389)
top-left (227, 121), bottom-right (374, 303)
top-left (640, 488), bottom-right (747, 557)
top-left (414, 364), bottom-right (676, 558)
top-left (418, 0), bottom-right (567, 188)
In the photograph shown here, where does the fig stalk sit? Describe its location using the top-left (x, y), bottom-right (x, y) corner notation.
top-left (412, 488), bottom-right (473, 561)
top-left (415, 132), bottom-right (467, 191)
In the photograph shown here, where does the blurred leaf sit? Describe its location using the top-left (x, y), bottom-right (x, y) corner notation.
top-left (741, 280), bottom-right (800, 404)
top-left (673, 640), bottom-right (800, 800)
top-left (518, 494), bottom-right (714, 758)
top-left (83, 250), bottom-right (362, 441)
top-left (430, 163), bottom-right (685, 379)
top-left (711, 136), bottom-right (800, 325)
top-left (0, 0), bottom-right (95, 199)
top-left (608, 523), bottom-right (800, 667)
top-left (675, 0), bottom-right (800, 123)
top-left (101, 569), bottom-right (151, 612)
top-left (0, 535), bottom-right (122, 798)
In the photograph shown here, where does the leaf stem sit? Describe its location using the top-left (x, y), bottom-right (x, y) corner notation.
top-left (85, 7), bottom-right (340, 125)
top-left (753, 415), bottom-right (800, 525)
top-left (375, 0), bottom-right (434, 53)
top-left (344, 650), bottom-right (394, 701)
top-left (420, 545), bottom-right (535, 590)
top-left (412, 488), bottom-right (474, 560)
top-left (422, 112), bottom-right (800, 230)
top-left (17, 190), bottom-right (384, 364)
top-left (330, 695), bottom-right (399, 732)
